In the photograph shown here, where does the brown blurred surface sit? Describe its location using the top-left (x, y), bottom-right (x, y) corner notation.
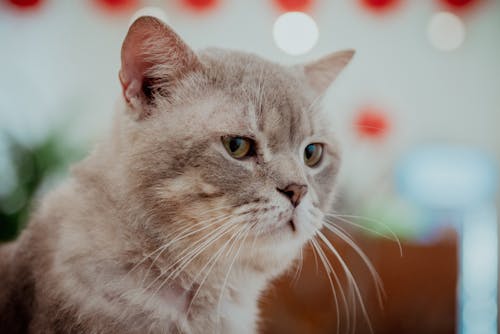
top-left (259, 231), bottom-right (458, 334)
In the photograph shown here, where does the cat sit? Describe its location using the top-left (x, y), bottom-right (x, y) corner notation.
top-left (0, 16), bottom-right (354, 334)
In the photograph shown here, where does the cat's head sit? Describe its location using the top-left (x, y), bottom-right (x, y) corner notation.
top-left (117, 17), bottom-right (353, 275)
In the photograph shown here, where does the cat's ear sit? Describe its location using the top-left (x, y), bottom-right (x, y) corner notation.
top-left (119, 16), bottom-right (201, 119)
top-left (303, 49), bottom-right (355, 95)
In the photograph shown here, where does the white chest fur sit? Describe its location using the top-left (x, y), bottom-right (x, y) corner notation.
top-left (182, 269), bottom-right (267, 334)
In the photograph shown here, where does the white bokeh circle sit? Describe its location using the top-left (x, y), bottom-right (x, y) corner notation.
top-left (427, 12), bottom-right (465, 51)
top-left (129, 6), bottom-right (169, 26)
top-left (273, 12), bottom-right (319, 56)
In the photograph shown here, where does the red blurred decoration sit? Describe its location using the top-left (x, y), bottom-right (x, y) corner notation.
top-left (182, 0), bottom-right (218, 12)
top-left (438, 0), bottom-right (478, 11)
top-left (359, 0), bottom-right (400, 12)
top-left (94, 0), bottom-right (139, 13)
top-left (6, 0), bottom-right (43, 9)
top-left (273, 0), bottom-right (313, 12)
top-left (354, 108), bottom-right (390, 139)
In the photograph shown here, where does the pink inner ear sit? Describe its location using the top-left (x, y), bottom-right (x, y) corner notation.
top-left (119, 57), bottom-right (147, 105)
top-left (119, 16), bottom-right (201, 111)
top-left (119, 19), bottom-right (154, 105)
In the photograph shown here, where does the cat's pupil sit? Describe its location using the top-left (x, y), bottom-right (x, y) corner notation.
top-left (229, 138), bottom-right (243, 152)
top-left (305, 144), bottom-right (315, 160)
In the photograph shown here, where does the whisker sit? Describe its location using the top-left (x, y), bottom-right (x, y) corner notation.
top-left (249, 225), bottom-right (259, 253)
top-left (139, 213), bottom-right (234, 285)
top-left (310, 214), bottom-right (358, 333)
top-left (309, 237), bottom-right (342, 334)
top-left (290, 247), bottom-right (304, 287)
top-left (185, 204), bottom-right (236, 219)
top-left (308, 240), bottom-right (319, 275)
top-left (165, 222), bottom-right (236, 280)
top-left (326, 213), bottom-right (403, 256)
top-left (185, 223), bottom-right (244, 317)
top-left (144, 224), bottom-right (238, 309)
top-left (144, 218), bottom-right (238, 296)
top-left (315, 234), bottom-right (357, 334)
top-left (167, 220), bottom-right (238, 280)
top-left (123, 211), bottom-right (234, 282)
top-left (304, 219), bottom-right (347, 334)
top-left (323, 221), bottom-right (386, 307)
top-left (139, 215), bottom-right (232, 286)
top-left (316, 230), bottom-right (374, 334)
top-left (216, 223), bottom-right (253, 331)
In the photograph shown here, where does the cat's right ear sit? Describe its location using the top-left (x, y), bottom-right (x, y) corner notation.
top-left (302, 49), bottom-right (355, 96)
top-left (119, 16), bottom-right (201, 119)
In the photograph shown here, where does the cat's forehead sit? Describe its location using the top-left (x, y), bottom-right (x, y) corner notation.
top-left (198, 49), bottom-right (316, 150)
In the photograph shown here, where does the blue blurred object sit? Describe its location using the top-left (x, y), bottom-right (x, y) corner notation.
top-left (396, 146), bottom-right (498, 210)
top-left (395, 145), bottom-right (499, 334)
top-left (461, 204), bottom-right (498, 334)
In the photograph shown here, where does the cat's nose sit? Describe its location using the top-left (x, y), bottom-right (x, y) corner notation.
top-left (277, 184), bottom-right (308, 207)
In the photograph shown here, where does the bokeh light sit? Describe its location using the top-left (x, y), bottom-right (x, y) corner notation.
top-left (5, 0), bottom-right (43, 10)
top-left (439, 0), bottom-right (479, 11)
top-left (273, 12), bottom-right (318, 55)
top-left (93, 0), bottom-right (139, 13)
top-left (359, 0), bottom-right (400, 13)
top-left (181, 0), bottom-right (218, 12)
top-left (427, 11), bottom-right (466, 51)
top-left (354, 107), bottom-right (390, 139)
top-left (273, 0), bottom-right (313, 12)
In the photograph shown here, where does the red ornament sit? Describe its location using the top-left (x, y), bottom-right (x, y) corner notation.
top-left (6, 0), bottom-right (43, 9)
top-left (438, 0), bottom-right (478, 11)
top-left (359, 0), bottom-right (400, 13)
top-left (182, 0), bottom-right (218, 12)
top-left (273, 0), bottom-right (313, 12)
top-left (93, 0), bottom-right (139, 13)
top-left (354, 107), bottom-right (390, 139)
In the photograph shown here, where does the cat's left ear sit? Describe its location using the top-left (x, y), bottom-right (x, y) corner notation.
top-left (302, 49), bottom-right (355, 95)
top-left (119, 16), bottom-right (201, 119)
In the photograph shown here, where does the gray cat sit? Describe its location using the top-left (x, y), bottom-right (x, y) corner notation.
top-left (0, 16), bottom-right (354, 334)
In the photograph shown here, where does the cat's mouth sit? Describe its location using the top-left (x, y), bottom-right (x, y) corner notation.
top-left (288, 219), bottom-right (296, 232)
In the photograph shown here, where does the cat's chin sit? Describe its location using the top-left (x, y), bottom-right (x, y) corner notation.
top-left (245, 226), bottom-right (311, 275)
top-left (249, 245), bottom-right (303, 277)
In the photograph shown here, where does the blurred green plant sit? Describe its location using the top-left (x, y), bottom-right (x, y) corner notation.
top-left (0, 134), bottom-right (84, 242)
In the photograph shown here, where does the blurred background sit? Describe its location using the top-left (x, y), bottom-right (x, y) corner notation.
top-left (0, 0), bottom-right (499, 333)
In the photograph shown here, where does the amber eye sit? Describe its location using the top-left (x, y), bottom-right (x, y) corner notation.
top-left (304, 143), bottom-right (323, 167)
top-left (222, 136), bottom-right (254, 159)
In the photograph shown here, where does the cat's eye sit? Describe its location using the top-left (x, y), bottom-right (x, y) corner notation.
top-left (222, 136), bottom-right (254, 159)
top-left (304, 143), bottom-right (323, 167)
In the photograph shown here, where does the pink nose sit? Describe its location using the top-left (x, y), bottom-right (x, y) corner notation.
top-left (277, 184), bottom-right (308, 207)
